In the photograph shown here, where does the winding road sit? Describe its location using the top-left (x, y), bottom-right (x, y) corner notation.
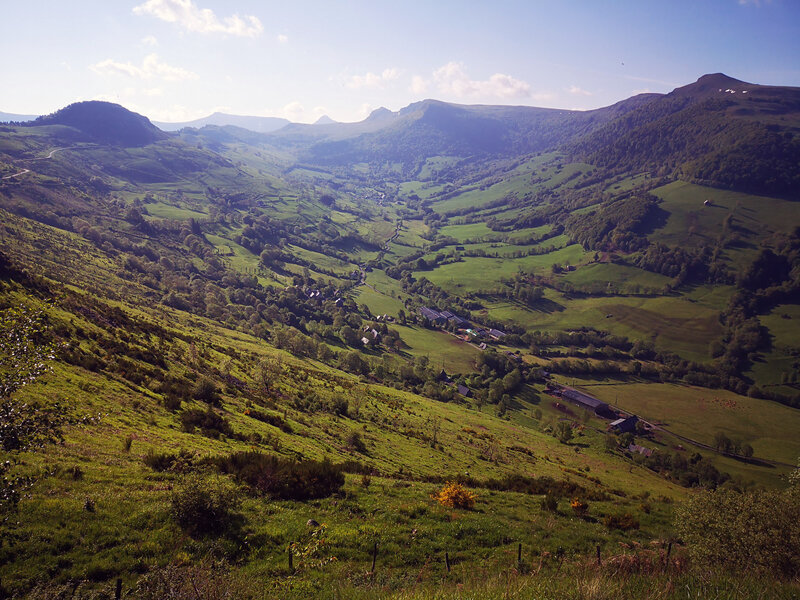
top-left (1, 146), bottom-right (74, 180)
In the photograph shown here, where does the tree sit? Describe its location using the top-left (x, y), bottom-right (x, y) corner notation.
top-left (1, 306), bottom-right (69, 520)
top-left (555, 421), bottom-right (573, 444)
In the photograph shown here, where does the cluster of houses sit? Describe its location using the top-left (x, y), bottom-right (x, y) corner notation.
top-left (418, 307), bottom-right (506, 342)
top-left (436, 369), bottom-right (473, 397)
top-left (300, 286), bottom-right (345, 307)
top-left (361, 325), bottom-right (381, 346)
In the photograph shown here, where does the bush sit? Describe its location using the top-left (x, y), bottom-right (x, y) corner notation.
top-left (432, 482), bottom-right (477, 509)
top-left (570, 497), bottom-right (589, 516)
top-left (540, 493), bottom-right (559, 512)
top-left (143, 449), bottom-right (197, 472)
top-left (603, 512), bottom-right (639, 531)
top-left (676, 485), bottom-right (800, 577)
top-left (346, 431), bottom-right (367, 453)
top-left (180, 407), bottom-right (233, 438)
top-left (214, 452), bottom-right (344, 500)
top-left (170, 475), bottom-right (241, 537)
top-left (243, 408), bottom-right (292, 433)
top-left (192, 377), bottom-right (221, 406)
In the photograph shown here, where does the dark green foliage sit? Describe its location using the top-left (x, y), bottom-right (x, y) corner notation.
top-left (603, 512), bottom-right (640, 531)
top-left (540, 493), bottom-right (559, 512)
top-left (243, 408), bottom-right (292, 432)
top-left (214, 452), bottom-right (344, 500)
top-left (179, 407), bottom-right (233, 438)
top-left (143, 449), bottom-right (196, 472)
top-left (170, 475), bottom-right (241, 537)
top-left (564, 195), bottom-right (656, 252)
top-left (676, 485), bottom-right (800, 577)
top-left (192, 377), bottom-right (221, 406)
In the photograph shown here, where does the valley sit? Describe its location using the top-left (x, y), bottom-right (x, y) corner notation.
top-left (1, 73), bottom-right (799, 598)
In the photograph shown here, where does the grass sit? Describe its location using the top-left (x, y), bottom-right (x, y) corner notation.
top-left (561, 263), bottom-right (672, 294)
top-left (416, 246), bottom-right (589, 294)
top-left (484, 291), bottom-right (723, 363)
top-left (574, 381), bottom-right (800, 468)
top-left (392, 325), bottom-right (480, 374)
top-left (648, 181), bottom-right (797, 269)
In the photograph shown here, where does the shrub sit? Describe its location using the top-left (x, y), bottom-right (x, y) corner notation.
top-left (570, 497), bottom-right (589, 516)
top-left (676, 485), bottom-right (800, 577)
top-left (432, 482), bottom-right (477, 509)
top-left (346, 431), bottom-right (367, 453)
top-left (540, 493), bottom-right (559, 512)
top-left (180, 407), bottom-right (233, 438)
top-left (603, 512), bottom-right (639, 531)
top-left (170, 475), bottom-right (241, 537)
top-left (243, 408), bottom-right (292, 433)
top-left (192, 377), bottom-right (221, 406)
top-left (214, 452), bottom-right (344, 500)
top-left (143, 449), bottom-right (197, 472)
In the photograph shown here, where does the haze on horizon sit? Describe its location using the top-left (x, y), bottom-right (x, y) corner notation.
top-left (1, 0), bottom-right (799, 124)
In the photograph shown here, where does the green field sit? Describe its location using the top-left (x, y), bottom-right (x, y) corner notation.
top-left (649, 181), bottom-right (797, 269)
top-left (417, 245), bottom-right (590, 293)
top-left (575, 382), bottom-right (800, 468)
top-left (485, 291), bottom-right (723, 362)
top-left (561, 262), bottom-right (673, 293)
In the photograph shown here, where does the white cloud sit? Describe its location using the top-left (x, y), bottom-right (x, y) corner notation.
top-left (358, 103), bottom-right (373, 119)
top-left (432, 62), bottom-right (532, 99)
top-left (277, 34), bottom-right (288, 44)
top-left (410, 75), bottom-right (428, 95)
top-left (133, 0), bottom-right (263, 37)
top-left (90, 53), bottom-right (197, 82)
top-left (568, 85), bottom-right (592, 96)
top-left (347, 68), bottom-right (400, 89)
top-left (281, 101), bottom-right (306, 121)
top-left (738, 0), bottom-right (770, 5)
top-left (141, 35), bottom-right (159, 46)
top-left (142, 87), bottom-right (164, 97)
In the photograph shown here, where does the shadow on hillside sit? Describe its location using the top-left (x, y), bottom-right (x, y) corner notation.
top-left (529, 298), bottom-right (565, 313)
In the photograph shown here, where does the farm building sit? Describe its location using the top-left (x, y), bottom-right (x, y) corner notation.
top-left (457, 384), bottom-right (472, 398)
top-left (559, 388), bottom-right (611, 416)
top-left (419, 307), bottom-right (447, 325)
top-left (609, 415), bottom-right (639, 433)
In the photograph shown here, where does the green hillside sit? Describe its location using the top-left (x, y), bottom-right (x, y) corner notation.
top-left (1, 83), bottom-right (799, 598)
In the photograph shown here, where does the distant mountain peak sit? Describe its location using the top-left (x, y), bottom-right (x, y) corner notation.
top-left (33, 101), bottom-right (166, 147)
top-left (313, 115), bottom-right (337, 125)
top-left (366, 107), bottom-right (393, 121)
top-left (673, 73), bottom-right (752, 98)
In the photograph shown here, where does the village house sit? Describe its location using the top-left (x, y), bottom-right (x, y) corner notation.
top-left (609, 415), bottom-right (639, 434)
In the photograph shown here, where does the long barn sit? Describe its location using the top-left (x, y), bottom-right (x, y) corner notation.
top-left (560, 388), bottom-right (610, 415)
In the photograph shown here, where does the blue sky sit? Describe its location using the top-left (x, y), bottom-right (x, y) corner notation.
top-left (1, 0), bottom-right (798, 123)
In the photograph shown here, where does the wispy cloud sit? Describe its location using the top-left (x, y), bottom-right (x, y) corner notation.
top-left (348, 68), bottom-right (400, 89)
top-left (133, 0), bottom-right (263, 37)
top-left (432, 62), bottom-right (532, 99)
top-left (410, 75), bottom-right (428, 95)
top-left (738, 0), bottom-right (770, 5)
top-left (568, 85), bottom-right (592, 96)
top-left (277, 34), bottom-right (288, 44)
top-left (141, 35), bottom-right (159, 46)
top-left (90, 54), bottom-right (197, 81)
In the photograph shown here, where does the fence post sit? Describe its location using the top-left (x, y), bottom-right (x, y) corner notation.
top-left (445, 551), bottom-right (451, 574)
top-left (288, 547), bottom-right (294, 573)
top-left (663, 541), bottom-right (672, 573)
top-left (371, 542), bottom-right (378, 573)
top-left (596, 544), bottom-right (602, 566)
top-left (115, 578), bottom-right (122, 600)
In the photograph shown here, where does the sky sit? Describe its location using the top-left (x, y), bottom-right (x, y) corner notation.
top-left (1, 0), bottom-right (799, 124)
